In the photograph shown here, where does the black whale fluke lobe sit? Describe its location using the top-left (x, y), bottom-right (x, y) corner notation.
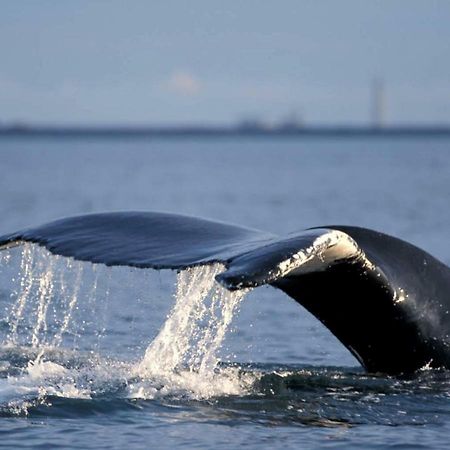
top-left (1, 211), bottom-right (450, 376)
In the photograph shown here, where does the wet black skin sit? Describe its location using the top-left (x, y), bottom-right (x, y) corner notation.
top-left (274, 226), bottom-right (450, 375)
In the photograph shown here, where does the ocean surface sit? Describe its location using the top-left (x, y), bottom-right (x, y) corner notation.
top-left (0, 136), bottom-right (449, 449)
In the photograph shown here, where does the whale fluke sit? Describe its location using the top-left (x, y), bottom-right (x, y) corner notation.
top-left (0, 212), bottom-right (274, 269)
top-left (1, 211), bottom-right (450, 376)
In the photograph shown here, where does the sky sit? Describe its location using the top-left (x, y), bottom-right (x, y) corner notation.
top-left (0, 1), bottom-right (449, 126)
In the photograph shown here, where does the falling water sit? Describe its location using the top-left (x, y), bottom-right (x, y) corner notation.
top-left (133, 263), bottom-right (252, 398)
top-left (139, 264), bottom-right (248, 374)
top-left (3, 244), bottom-right (89, 349)
top-left (0, 244), bottom-right (253, 400)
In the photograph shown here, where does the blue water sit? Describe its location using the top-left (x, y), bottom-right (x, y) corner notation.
top-left (0, 136), bottom-right (450, 449)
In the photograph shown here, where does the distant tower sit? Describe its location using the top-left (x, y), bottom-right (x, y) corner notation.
top-left (372, 78), bottom-right (386, 128)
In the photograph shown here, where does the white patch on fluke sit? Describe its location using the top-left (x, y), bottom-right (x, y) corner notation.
top-left (279, 229), bottom-right (372, 279)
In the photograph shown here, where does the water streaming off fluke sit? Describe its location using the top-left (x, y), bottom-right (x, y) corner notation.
top-left (0, 244), bottom-right (254, 407)
top-left (4, 244), bottom-right (88, 349)
top-left (134, 264), bottom-right (252, 398)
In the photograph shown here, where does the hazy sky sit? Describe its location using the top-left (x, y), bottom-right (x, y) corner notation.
top-left (1, 1), bottom-right (449, 125)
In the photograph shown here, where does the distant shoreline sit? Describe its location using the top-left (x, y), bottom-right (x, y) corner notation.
top-left (1, 125), bottom-right (450, 139)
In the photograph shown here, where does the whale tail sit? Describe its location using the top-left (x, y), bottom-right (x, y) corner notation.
top-left (1, 211), bottom-right (450, 375)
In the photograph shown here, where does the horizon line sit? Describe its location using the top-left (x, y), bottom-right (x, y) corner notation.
top-left (1, 123), bottom-right (450, 139)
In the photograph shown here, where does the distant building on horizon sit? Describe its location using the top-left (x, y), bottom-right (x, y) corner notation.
top-left (277, 110), bottom-right (304, 131)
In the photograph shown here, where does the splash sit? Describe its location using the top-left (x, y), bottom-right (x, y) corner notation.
top-left (0, 244), bottom-right (254, 408)
top-left (135, 264), bottom-right (252, 398)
